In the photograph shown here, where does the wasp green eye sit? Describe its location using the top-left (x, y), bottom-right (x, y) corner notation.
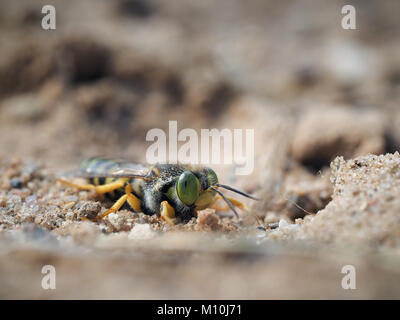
top-left (205, 167), bottom-right (218, 186)
top-left (176, 171), bottom-right (200, 205)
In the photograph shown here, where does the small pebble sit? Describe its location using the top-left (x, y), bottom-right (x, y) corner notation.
top-left (10, 177), bottom-right (23, 189)
top-left (74, 201), bottom-right (101, 219)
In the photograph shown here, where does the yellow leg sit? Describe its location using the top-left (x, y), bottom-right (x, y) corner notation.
top-left (123, 183), bottom-right (141, 212)
top-left (226, 196), bottom-right (247, 211)
top-left (57, 178), bottom-right (125, 194)
top-left (160, 201), bottom-right (176, 225)
top-left (211, 195), bottom-right (247, 212)
top-left (94, 183), bottom-right (142, 220)
top-left (212, 195), bottom-right (264, 226)
top-left (127, 193), bottom-right (141, 212)
top-left (95, 194), bottom-right (128, 220)
top-left (57, 178), bottom-right (95, 191)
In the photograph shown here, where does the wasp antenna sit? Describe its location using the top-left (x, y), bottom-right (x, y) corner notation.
top-left (216, 184), bottom-right (260, 200)
top-left (210, 187), bottom-right (240, 219)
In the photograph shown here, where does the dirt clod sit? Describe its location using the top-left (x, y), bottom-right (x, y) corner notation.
top-left (195, 209), bottom-right (222, 232)
top-left (74, 201), bottom-right (102, 220)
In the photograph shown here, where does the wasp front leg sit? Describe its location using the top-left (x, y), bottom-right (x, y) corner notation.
top-left (211, 195), bottom-right (247, 212)
top-left (211, 195), bottom-right (264, 226)
top-left (160, 201), bottom-right (176, 225)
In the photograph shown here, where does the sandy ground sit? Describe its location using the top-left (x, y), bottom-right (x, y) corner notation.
top-left (0, 0), bottom-right (400, 299)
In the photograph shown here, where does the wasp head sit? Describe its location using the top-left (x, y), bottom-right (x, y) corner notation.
top-left (174, 166), bottom-right (258, 218)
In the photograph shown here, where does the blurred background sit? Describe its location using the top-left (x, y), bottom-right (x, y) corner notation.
top-left (0, 0), bottom-right (400, 299)
top-left (1, 0), bottom-right (399, 168)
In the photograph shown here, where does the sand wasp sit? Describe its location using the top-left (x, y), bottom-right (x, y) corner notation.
top-left (58, 158), bottom-right (258, 224)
